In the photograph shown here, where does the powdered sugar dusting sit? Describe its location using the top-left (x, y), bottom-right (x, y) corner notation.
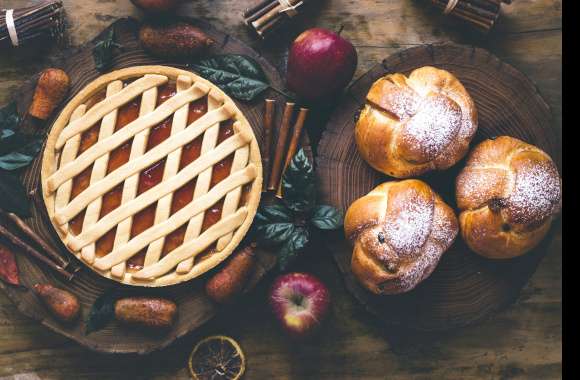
top-left (350, 182), bottom-right (459, 294)
top-left (509, 159), bottom-right (561, 225)
top-left (379, 241), bottom-right (443, 294)
top-left (430, 208), bottom-right (458, 248)
top-left (405, 241), bottom-right (441, 288)
top-left (458, 167), bottom-right (508, 210)
top-left (380, 84), bottom-right (419, 120)
top-left (384, 192), bottom-right (433, 256)
top-left (401, 95), bottom-right (462, 160)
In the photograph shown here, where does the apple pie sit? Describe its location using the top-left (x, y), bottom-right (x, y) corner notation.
top-left (41, 66), bottom-right (262, 286)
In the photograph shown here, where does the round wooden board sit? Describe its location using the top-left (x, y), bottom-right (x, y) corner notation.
top-left (0, 17), bottom-right (310, 354)
top-left (316, 43), bottom-right (560, 332)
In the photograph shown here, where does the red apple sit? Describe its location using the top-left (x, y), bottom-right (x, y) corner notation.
top-left (286, 28), bottom-right (357, 102)
top-left (269, 272), bottom-right (331, 338)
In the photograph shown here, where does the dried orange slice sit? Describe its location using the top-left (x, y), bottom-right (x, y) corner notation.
top-left (188, 335), bottom-right (246, 380)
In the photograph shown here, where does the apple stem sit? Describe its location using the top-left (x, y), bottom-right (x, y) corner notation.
top-left (337, 25), bottom-right (344, 36)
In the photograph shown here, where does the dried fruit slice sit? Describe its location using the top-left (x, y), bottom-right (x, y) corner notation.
top-left (188, 335), bottom-right (245, 380)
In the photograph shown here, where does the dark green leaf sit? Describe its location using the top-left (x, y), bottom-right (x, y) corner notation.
top-left (252, 204), bottom-right (295, 244)
top-left (0, 129), bottom-right (24, 154)
top-left (190, 55), bottom-right (269, 101)
top-left (0, 102), bottom-right (20, 130)
top-left (0, 102), bottom-right (43, 171)
top-left (256, 223), bottom-right (296, 245)
top-left (277, 227), bottom-right (309, 271)
top-left (0, 172), bottom-right (30, 216)
top-left (93, 28), bottom-right (121, 72)
top-left (0, 125), bottom-right (31, 155)
top-left (254, 204), bottom-right (293, 224)
top-left (0, 138), bottom-right (43, 170)
top-left (85, 287), bottom-right (120, 335)
top-left (310, 205), bottom-right (343, 230)
top-left (282, 148), bottom-right (316, 213)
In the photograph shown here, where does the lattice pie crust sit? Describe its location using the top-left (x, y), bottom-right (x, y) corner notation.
top-left (42, 66), bottom-right (262, 286)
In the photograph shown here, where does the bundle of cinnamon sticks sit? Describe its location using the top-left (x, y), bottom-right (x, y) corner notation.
top-left (261, 99), bottom-right (309, 197)
top-left (243, 0), bottom-right (312, 38)
top-left (0, 209), bottom-right (76, 280)
top-left (431, 0), bottom-right (512, 32)
top-left (0, 1), bottom-right (65, 49)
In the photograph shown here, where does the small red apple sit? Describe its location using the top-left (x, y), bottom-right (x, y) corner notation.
top-left (286, 28), bottom-right (357, 103)
top-left (269, 272), bottom-right (331, 338)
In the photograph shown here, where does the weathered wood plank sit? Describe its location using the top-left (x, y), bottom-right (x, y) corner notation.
top-left (0, 231), bottom-right (562, 379)
top-left (0, 0), bottom-right (561, 378)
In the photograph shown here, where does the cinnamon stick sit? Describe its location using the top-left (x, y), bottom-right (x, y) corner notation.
top-left (251, 3), bottom-right (284, 30)
top-left (455, 2), bottom-right (497, 19)
top-left (243, 0), bottom-right (307, 38)
top-left (276, 107), bottom-right (309, 197)
top-left (244, 1), bottom-right (279, 25)
top-left (465, 0), bottom-right (500, 12)
top-left (0, 209), bottom-right (69, 268)
top-left (262, 99), bottom-right (276, 191)
top-left (450, 8), bottom-right (494, 28)
top-left (433, 0), bottom-right (496, 19)
top-left (433, 3), bottom-right (493, 30)
top-left (256, 14), bottom-right (285, 37)
top-left (0, 224), bottom-right (74, 281)
top-left (267, 102), bottom-right (295, 192)
top-left (431, 0), bottom-right (505, 31)
top-left (243, 0), bottom-right (275, 18)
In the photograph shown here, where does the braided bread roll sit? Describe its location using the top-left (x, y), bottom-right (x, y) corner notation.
top-left (344, 180), bottom-right (458, 295)
top-left (355, 66), bottom-right (477, 178)
top-left (456, 136), bottom-right (562, 259)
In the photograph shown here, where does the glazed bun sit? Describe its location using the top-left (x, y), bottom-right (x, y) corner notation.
top-left (355, 66), bottom-right (477, 178)
top-left (344, 179), bottom-right (458, 295)
top-left (456, 136), bottom-right (562, 259)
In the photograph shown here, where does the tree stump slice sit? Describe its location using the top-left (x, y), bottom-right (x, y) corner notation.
top-left (316, 43), bottom-right (560, 332)
top-left (0, 17), bottom-right (310, 354)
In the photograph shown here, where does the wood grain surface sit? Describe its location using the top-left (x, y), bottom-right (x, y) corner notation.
top-left (317, 43), bottom-right (558, 331)
top-left (0, 16), bottom-right (315, 354)
top-left (0, 0), bottom-right (561, 378)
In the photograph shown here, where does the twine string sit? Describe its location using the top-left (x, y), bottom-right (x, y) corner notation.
top-left (278, 0), bottom-right (304, 17)
top-left (6, 9), bottom-right (20, 47)
top-left (444, 0), bottom-right (460, 14)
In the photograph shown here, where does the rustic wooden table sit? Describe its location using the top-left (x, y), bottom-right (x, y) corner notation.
top-left (0, 0), bottom-right (561, 379)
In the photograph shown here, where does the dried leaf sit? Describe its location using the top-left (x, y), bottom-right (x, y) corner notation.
top-left (0, 242), bottom-right (19, 285)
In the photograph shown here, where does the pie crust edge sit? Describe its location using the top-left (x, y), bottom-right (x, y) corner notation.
top-left (40, 65), bottom-right (263, 287)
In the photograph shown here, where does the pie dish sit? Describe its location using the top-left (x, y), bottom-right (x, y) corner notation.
top-left (41, 66), bottom-right (262, 286)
